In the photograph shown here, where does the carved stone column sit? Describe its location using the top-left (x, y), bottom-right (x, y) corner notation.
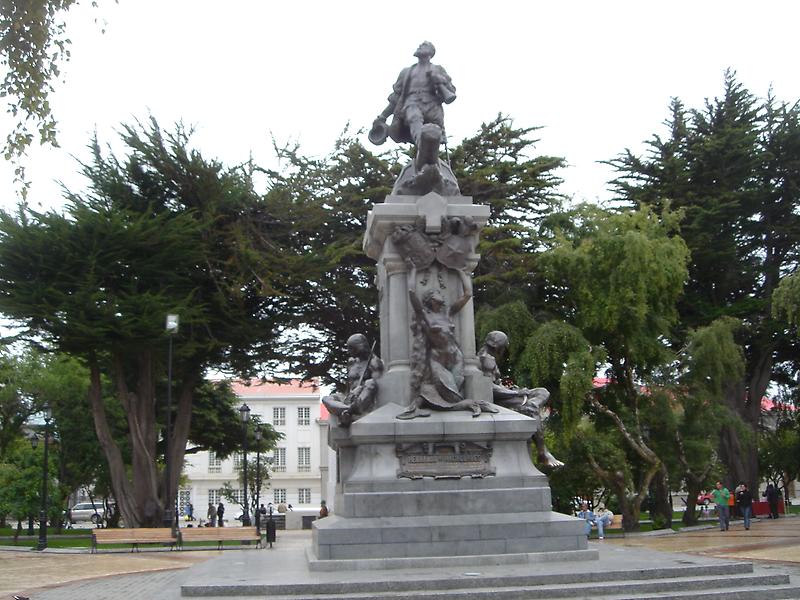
top-left (363, 192), bottom-right (493, 409)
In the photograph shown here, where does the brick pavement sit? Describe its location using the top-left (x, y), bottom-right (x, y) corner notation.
top-left (0, 549), bottom-right (212, 600)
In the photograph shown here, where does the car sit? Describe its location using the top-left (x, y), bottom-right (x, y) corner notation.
top-left (697, 492), bottom-right (714, 506)
top-left (68, 502), bottom-right (103, 524)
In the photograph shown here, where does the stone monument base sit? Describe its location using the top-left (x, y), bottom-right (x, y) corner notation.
top-left (312, 404), bottom-right (588, 563)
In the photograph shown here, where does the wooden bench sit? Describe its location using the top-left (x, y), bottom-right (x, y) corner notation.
top-left (179, 526), bottom-right (261, 550)
top-left (91, 528), bottom-right (177, 553)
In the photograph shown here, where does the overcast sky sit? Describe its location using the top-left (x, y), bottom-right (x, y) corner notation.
top-left (2, 0), bottom-right (800, 213)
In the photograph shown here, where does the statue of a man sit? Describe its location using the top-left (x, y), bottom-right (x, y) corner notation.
top-left (370, 42), bottom-right (460, 197)
top-left (478, 331), bottom-right (563, 469)
top-left (371, 41), bottom-right (456, 147)
top-left (322, 334), bottom-right (384, 426)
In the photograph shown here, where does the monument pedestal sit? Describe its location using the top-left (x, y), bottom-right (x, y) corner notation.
top-left (312, 404), bottom-right (588, 563)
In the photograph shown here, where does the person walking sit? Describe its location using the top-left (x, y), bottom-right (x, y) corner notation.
top-left (763, 483), bottom-right (780, 519)
top-left (185, 502), bottom-right (194, 522)
top-left (737, 483), bottom-right (753, 530)
top-left (712, 481), bottom-right (731, 531)
top-left (217, 502), bottom-right (225, 527)
top-left (207, 502), bottom-right (216, 527)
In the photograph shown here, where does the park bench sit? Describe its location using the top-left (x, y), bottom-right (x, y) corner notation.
top-left (179, 526), bottom-right (261, 550)
top-left (91, 528), bottom-right (177, 553)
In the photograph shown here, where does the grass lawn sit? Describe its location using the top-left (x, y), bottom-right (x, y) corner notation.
top-left (0, 527), bottom-right (90, 537)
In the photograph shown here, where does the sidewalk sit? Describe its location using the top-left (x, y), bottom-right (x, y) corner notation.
top-left (3, 515), bottom-right (799, 599)
top-left (606, 514), bottom-right (800, 565)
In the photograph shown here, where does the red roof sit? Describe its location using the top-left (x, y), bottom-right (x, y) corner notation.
top-left (230, 378), bottom-right (320, 398)
top-left (761, 397), bottom-right (796, 412)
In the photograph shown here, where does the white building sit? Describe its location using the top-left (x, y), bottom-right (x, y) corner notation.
top-left (181, 379), bottom-right (328, 527)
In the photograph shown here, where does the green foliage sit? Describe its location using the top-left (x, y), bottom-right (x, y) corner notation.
top-left (759, 409), bottom-right (800, 494)
top-left (451, 115), bottom-right (566, 307)
top-left (682, 317), bottom-right (745, 398)
top-left (0, 117), bottom-right (297, 527)
top-left (519, 320), bottom-right (596, 431)
top-left (475, 300), bottom-right (536, 369)
top-left (0, 436), bottom-right (62, 524)
top-left (0, 0), bottom-right (87, 195)
top-left (607, 71), bottom-right (800, 484)
top-left (773, 273), bottom-right (800, 335)
top-left (543, 205), bottom-right (689, 371)
top-left (258, 133), bottom-right (396, 386)
top-left (0, 349), bottom-right (46, 461)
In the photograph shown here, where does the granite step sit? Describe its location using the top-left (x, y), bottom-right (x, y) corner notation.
top-left (182, 576), bottom-right (799, 600)
top-left (181, 561), bottom-right (790, 598)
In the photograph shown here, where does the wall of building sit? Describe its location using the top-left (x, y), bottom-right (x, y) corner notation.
top-left (182, 379), bottom-right (325, 528)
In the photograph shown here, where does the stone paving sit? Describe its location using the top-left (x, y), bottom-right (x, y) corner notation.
top-left (1, 515), bottom-right (797, 599)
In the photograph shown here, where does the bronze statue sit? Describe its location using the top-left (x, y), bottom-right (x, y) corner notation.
top-left (370, 42), bottom-right (459, 196)
top-left (478, 331), bottom-right (563, 468)
top-left (398, 260), bottom-right (497, 419)
top-left (322, 334), bottom-right (384, 426)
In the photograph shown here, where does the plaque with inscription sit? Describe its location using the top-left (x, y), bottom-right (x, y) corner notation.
top-left (396, 441), bottom-right (495, 479)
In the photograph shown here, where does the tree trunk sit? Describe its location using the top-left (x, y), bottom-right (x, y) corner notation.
top-left (165, 371), bottom-right (200, 515)
top-left (87, 360), bottom-right (139, 527)
top-left (650, 467), bottom-right (673, 529)
top-left (719, 344), bottom-right (774, 490)
top-left (88, 353), bottom-right (198, 529)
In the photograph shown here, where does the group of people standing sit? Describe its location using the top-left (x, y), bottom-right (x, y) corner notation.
top-left (206, 502), bottom-right (226, 527)
top-left (712, 480), bottom-right (782, 532)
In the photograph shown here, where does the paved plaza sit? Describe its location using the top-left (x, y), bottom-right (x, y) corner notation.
top-left (0, 515), bottom-right (798, 599)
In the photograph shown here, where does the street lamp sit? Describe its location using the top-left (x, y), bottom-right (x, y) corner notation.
top-left (36, 405), bottom-right (52, 551)
top-left (239, 403), bottom-right (251, 526)
top-left (164, 314), bottom-right (179, 530)
top-left (254, 426), bottom-right (263, 534)
top-left (29, 435), bottom-right (39, 536)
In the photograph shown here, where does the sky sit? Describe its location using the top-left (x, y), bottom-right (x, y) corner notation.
top-left (3, 0), bottom-right (800, 213)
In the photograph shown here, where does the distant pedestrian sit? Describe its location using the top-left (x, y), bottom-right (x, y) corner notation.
top-left (319, 500), bottom-right (329, 519)
top-left (712, 481), bottom-right (730, 531)
top-left (217, 502), bottom-right (225, 527)
top-left (763, 484), bottom-right (780, 519)
top-left (277, 501), bottom-right (287, 513)
top-left (737, 483), bottom-right (753, 530)
top-left (207, 502), bottom-right (216, 527)
top-left (185, 502), bottom-right (194, 521)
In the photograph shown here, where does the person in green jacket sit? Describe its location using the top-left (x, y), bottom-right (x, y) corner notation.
top-left (711, 481), bottom-right (731, 531)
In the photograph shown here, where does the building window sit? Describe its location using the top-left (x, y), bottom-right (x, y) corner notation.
top-left (230, 488), bottom-right (245, 504)
top-left (297, 406), bottom-right (310, 426)
top-left (273, 488), bottom-right (287, 504)
top-left (208, 452), bottom-right (221, 473)
top-left (298, 447), bottom-right (311, 472)
top-left (298, 488), bottom-right (311, 504)
top-left (208, 489), bottom-right (221, 505)
top-left (233, 452), bottom-right (243, 471)
top-left (273, 407), bottom-right (286, 426)
top-left (272, 447), bottom-right (286, 472)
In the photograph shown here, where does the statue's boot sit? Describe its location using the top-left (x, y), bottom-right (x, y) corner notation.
top-left (415, 123), bottom-right (442, 172)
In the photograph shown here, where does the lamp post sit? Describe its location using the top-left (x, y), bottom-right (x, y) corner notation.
top-left (29, 435), bottom-right (39, 536)
top-left (37, 406), bottom-right (52, 551)
top-left (239, 403), bottom-right (251, 526)
top-left (164, 314), bottom-right (179, 530)
top-left (254, 427), bottom-right (262, 534)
